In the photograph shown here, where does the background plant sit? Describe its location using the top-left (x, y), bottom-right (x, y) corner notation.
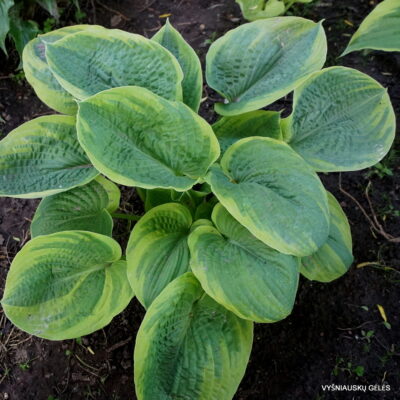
top-left (0, 0), bottom-right (81, 61)
top-left (236, 0), bottom-right (313, 20)
top-left (0, 16), bottom-right (396, 400)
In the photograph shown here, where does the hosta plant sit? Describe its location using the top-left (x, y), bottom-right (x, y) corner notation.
top-left (236, 0), bottom-right (313, 21)
top-left (0, 17), bottom-right (396, 399)
top-left (343, 0), bottom-right (400, 55)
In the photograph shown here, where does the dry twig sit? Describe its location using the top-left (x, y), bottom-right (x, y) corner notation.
top-left (338, 174), bottom-right (400, 243)
top-left (95, 0), bottom-right (130, 21)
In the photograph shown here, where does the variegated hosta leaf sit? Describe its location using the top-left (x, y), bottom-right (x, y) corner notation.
top-left (286, 67), bottom-right (396, 172)
top-left (127, 203), bottom-right (192, 308)
top-left (134, 272), bottom-right (253, 400)
top-left (153, 20), bottom-right (203, 112)
top-left (301, 192), bottom-right (353, 282)
top-left (0, 115), bottom-right (98, 198)
top-left (23, 25), bottom-right (105, 114)
top-left (343, 0), bottom-right (400, 55)
top-left (213, 110), bottom-right (282, 154)
top-left (31, 176), bottom-right (120, 238)
top-left (1, 231), bottom-right (133, 340)
top-left (206, 137), bottom-right (329, 256)
top-left (206, 17), bottom-right (327, 115)
top-left (189, 203), bottom-right (300, 322)
top-left (77, 86), bottom-right (220, 191)
top-left (45, 28), bottom-right (184, 101)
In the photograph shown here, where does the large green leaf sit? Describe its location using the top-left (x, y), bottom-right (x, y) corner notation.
top-left (189, 203), bottom-right (299, 322)
top-left (127, 203), bottom-right (192, 308)
top-left (31, 176), bottom-right (120, 238)
top-left (153, 20), bottom-right (203, 112)
top-left (301, 192), bottom-right (353, 282)
top-left (206, 17), bottom-right (327, 115)
top-left (45, 28), bottom-right (183, 101)
top-left (77, 86), bottom-right (219, 191)
top-left (286, 67), bottom-right (396, 172)
top-left (212, 110), bottom-right (282, 154)
top-left (0, 0), bottom-right (14, 55)
top-left (206, 137), bottom-right (329, 256)
top-left (134, 272), bottom-right (253, 400)
top-left (0, 115), bottom-right (98, 198)
top-left (23, 25), bottom-right (103, 114)
top-left (1, 231), bottom-right (133, 340)
top-left (343, 0), bottom-right (400, 55)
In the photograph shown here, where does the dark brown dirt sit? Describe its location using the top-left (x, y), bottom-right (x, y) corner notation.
top-left (0, 1), bottom-right (399, 399)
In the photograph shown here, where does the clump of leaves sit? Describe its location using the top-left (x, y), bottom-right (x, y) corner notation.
top-left (343, 0), bottom-right (400, 55)
top-left (0, 0), bottom-right (81, 61)
top-left (0, 17), bottom-right (396, 400)
top-left (236, 0), bottom-right (313, 21)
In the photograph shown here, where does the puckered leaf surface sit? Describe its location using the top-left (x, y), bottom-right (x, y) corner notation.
top-left (301, 192), bottom-right (353, 282)
top-left (206, 17), bottom-right (327, 115)
top-left (134, 272), bottom-right (253, 400)
top-left (287, 67), bottom-right (396, 172)
top-left (45, 28), bottom-right (184, 101)
top-left (1, 231), bottom-right (133, 340)
top-left (31, 176), bottom-right (120, 238)
top-left (77, 86), bottom-right (219, 191)
top-left (0, 115), bottom-right (98, 198)
top-left (127, 203), bottom-right (192, 308)
top-left (189, 203), bottom-right (299, 322)
top-left (206, 137), bottom-right (329, 256)
top-left (23, 25), bottom-right (105, 114)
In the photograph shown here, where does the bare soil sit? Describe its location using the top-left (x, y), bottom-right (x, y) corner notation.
top-left (0, 1), bottom-right (399, 399)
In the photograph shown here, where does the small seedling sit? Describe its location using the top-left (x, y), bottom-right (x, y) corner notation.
top-left (42, 18), bottom-right (57, 34)
top-left (353, 365), bottom-right (365, 377)
top-left (11, 71), bottom-right (25, 85)
top-left (204, 31), bottom-right (218, 45)
top-left (366, 162), bottom-right (394, 179)
top-left (360, 329), bottom-right (374, 353)
top-left (333, 358), bottom-right (365, 377)
top-left (18, 362), bottom-right (30, 371)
